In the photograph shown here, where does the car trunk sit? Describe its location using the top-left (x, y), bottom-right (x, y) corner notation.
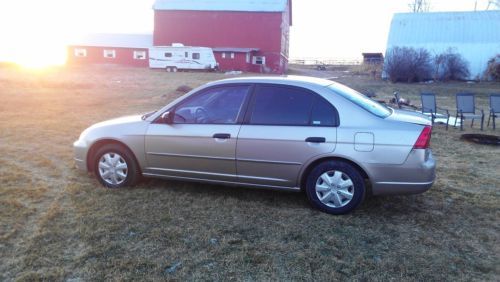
top-left (386, 109), bottom-right (432, 126)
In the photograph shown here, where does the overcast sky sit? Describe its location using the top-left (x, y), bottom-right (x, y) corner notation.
top-left (0, 0), bottom-right (494, 64)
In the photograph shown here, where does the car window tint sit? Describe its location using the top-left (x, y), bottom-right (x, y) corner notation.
top-left (250, 86), bottom-right (313, 125)
top-left (311, 97), bottom-right (337, 126)
top-left (328, 83), bottom-right (391, 118)
top-left (174, 86), bottom-right (250, 124)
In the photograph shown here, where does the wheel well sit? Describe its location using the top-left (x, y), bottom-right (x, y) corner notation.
top-left (300, 157), bottom-right (369, 191)
top-left (86, 139), bottom-right (141, 173)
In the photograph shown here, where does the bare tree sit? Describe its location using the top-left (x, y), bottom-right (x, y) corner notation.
top-left (408, 0), bottom-right (430, 12)
top-left (384, 47), bottom-right (433, 83)
top-left (433, 48), bottom-right (470, 81)
top-left (487, 0), bottom-right (500, 10)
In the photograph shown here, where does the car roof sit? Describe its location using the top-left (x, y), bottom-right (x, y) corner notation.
top-left (206, 75), bottom-right (335, 88)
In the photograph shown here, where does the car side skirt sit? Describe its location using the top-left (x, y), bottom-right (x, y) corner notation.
top-left (142, 172), bottom-right (301, 192)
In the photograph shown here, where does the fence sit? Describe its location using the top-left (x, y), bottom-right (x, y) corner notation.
top-left (289, 58), bottom-right (362, 66)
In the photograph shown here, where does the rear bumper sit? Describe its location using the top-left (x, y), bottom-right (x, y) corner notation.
top-left (372, 180), bottom-right (434, 195)
top-left (368, 149), bottom-right (436, 196)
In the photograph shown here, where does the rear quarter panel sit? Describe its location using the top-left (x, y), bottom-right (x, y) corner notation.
top-left (314, 86), bottom-right (422, 162)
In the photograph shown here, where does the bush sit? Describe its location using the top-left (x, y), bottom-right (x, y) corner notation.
top-left (385, 47), bottom-right (472, 83)
top-left (484, 55), bottom-right (500, 81)
top-left (434, 49), bottom-right (470, 81)
top-left (384, 47), bottom-right (433, 83)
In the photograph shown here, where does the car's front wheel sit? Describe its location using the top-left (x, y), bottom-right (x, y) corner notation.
top-left (93, 144), bottom-right (140, 188)
top-left (305, 161), bottom-right (365, 214)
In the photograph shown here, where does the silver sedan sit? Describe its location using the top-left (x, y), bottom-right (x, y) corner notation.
top-left (74, 76), bottom-right (435, 214)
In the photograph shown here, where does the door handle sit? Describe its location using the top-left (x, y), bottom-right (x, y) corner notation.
top-left (305, 137), bottom-right (326, 143)
top-left (213, 133), bottom-right (231, 139)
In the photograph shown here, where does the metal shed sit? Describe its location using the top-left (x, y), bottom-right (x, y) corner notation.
top-left (385, 10), bottom-right (500, 79)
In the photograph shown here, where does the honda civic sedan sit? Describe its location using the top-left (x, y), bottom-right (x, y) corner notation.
top-left (74, 76), bottom-right (435, 214)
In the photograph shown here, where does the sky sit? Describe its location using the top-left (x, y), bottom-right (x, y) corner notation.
top-left (0, 0), bottom-right (494, 67)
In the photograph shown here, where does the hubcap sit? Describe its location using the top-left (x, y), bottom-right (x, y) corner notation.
top-left (315, 170), bottom-right (354, 208)
top-left (98, 153), bottom-right (128, 185)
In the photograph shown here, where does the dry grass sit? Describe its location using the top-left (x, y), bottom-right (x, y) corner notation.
top-left (0, 64), bottom-right (499, 281)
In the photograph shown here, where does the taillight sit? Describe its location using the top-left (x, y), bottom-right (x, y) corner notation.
top-left (413, 125), bottom-right (432, 149)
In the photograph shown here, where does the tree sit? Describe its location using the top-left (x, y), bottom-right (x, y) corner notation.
top-left (487, 0), bottom-right (500, 10)
top-left (433, 49), bottom-right (470, 81)
top-left (384, 47), bottom-right (433, 83)
top-left (408, 0), bottom-right (430, 12)
top-left (484, 55), bottom-right (500, 81)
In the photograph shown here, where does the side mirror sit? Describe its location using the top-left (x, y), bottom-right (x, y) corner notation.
top-left (161, 111), bottom-right (174, 124)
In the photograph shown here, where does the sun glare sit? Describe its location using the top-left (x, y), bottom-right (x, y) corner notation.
top-left (0, 1), bottom-right (70, 69)
top-left (8, 44), bottom-right (68, 69)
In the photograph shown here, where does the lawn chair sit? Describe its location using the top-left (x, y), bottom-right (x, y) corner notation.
top-left (487, 94), bottom-right (500, 130)
top-left (420, 93), bottom-right (450, 130)
top-left (454, 93), bottom-right (484, 131)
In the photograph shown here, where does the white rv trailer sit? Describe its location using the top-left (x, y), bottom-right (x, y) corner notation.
top-left (149, 44), bottom-right (218, 72)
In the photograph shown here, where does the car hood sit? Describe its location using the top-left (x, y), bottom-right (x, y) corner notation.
top-left (78, 114), bottom-right (149, 144)
top-left (386, 109), bottom-right (431, 126)
top-left (89, 115), bottom-right (144, 129)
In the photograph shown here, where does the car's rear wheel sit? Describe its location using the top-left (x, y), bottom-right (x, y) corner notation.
top-left (93, 144), bottom-right (139, 188)
top-left (305, 161), bottom-right (365, 214)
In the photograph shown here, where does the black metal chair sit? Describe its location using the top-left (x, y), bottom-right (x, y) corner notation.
top-left (454, 93), bottom-right (484, 131)
top-left (487, 94), bottom-right (500, 130)
top-left (420, 93), bottom-right (450, 130)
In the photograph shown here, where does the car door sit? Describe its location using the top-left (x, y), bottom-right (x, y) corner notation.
top-left (144, 84), bottom-right (251, 182)
top-left (236, 84), bottom-right (338, 188)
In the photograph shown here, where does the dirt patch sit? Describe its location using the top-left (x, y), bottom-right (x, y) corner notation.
top-left (461, 134), bottom-right (500, 146)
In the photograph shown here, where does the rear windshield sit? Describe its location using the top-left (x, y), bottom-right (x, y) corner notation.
top-left (328, 84), bottom-right (391, 118)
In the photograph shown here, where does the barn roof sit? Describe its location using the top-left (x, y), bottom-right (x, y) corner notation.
top-left (386, 10), bottom-right (500, 78)
top-left (69, 33), bottom-right (153, 48)
top-left (153, 0), bottom-right (288, 12)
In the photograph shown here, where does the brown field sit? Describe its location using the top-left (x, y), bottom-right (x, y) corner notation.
top-left (0, 64), bottom-right (499, 281)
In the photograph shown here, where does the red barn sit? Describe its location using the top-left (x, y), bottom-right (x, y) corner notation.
top-left (67, 34), bottom-right (152, 67)
top-left (153, 0), bottom-right (292, 73)
top-left (67, 0), bottom-right (292, 74)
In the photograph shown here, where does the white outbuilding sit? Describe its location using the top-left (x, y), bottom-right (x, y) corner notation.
top-left (385, 10), bottom-right (500, 79)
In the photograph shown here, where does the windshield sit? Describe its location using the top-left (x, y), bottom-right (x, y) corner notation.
top-left (328, 83), bottom-right (392, 118)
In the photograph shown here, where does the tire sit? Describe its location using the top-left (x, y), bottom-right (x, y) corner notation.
top-left (305, 161), bottom-right (365, 215)
top-left (93, 144), bottom-right (140, 188)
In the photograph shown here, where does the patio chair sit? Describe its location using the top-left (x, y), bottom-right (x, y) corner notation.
top-left (487, 94), bottom-right (500, 130)
top-left (420, 93), bottom-right (450, 130)
top-left (454, 93), bottom-right (484, 131)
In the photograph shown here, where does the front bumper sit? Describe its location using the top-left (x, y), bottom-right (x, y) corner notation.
top-left (73, 139), bottom-right (89, 172)
top-left (368, 149), bottom-right (436, 195)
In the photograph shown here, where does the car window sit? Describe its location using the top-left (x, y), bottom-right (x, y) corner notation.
top-left (311, 97), bottom-right (337, 126)
top-left (328, 83), bottom-right (391, 118)
top-left (249, 85), bottom-right (314, 125)
top-left (174, 85), bottom-right (250, 124)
